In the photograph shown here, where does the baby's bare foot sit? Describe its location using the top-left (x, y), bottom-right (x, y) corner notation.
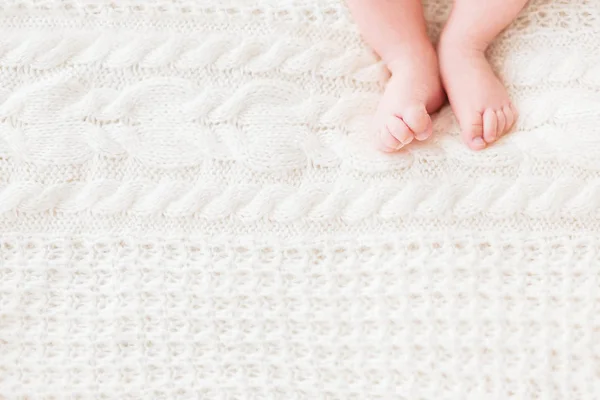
top-left (439, 36), bottom-right (517, 150)
top-left (375, 42), bottom-right (445, 152)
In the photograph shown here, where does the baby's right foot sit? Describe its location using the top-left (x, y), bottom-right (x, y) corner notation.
top-left (438, 34), bottom-right (518, 150)
top-left (374, 42), bottom-right (445, 152)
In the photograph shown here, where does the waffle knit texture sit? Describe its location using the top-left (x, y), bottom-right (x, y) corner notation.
top-left (1, 0), bottom-right (600, 398)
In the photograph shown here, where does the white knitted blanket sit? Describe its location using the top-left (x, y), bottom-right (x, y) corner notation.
top-left (1, 0), bottom-right (599, 398)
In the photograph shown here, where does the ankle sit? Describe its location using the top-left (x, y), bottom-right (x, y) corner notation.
top-left (384, 40), bottom-right (438, 75)
top-left (438, 31), bottom-right (488, 58)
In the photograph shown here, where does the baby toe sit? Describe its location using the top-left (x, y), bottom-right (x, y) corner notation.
top-left (459, 111), bottom-right (486, 151)
top-left (378, 126), bottom-right (403, 152)
top-left (483, 108), bottom-right (498, 143)
top-left (386, 115), bottom-right (414, 146)
top-left (403, 105), bottom-right (433, 141)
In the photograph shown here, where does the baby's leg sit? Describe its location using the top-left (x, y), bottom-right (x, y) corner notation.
top-left (347, 0), bottom-right (444, 152)
top-left (438, 0), bottom-right (528, 150)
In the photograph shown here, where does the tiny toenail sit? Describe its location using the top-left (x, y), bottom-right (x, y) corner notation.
top-left (415, 132), bottom-right (429, 141)
top-left (472, 137), bottom-right (485, 147)
top-left (401, 136), bottom-right (413, 145)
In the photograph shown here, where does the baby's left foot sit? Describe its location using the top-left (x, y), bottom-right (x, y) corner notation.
top-left (438, 36), bottom-right (518, 150)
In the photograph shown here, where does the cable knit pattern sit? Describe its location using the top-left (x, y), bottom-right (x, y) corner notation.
top-left (1, 0), bottom-right (600, 399)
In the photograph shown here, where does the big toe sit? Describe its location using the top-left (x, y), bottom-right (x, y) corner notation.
top-left (459, 111), bottom-right (487, 151)
top-left (482, 108), bottom-right (499, 143)
top-left (403, 105), bottom-right (433, 141)
top-left (502, 103), bottom-right (517, 135)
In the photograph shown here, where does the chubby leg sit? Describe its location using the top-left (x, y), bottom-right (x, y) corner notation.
top-left (347, 0), bottom-right (444, 152)
top-left (438, 0), bottom-right (528, 150)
